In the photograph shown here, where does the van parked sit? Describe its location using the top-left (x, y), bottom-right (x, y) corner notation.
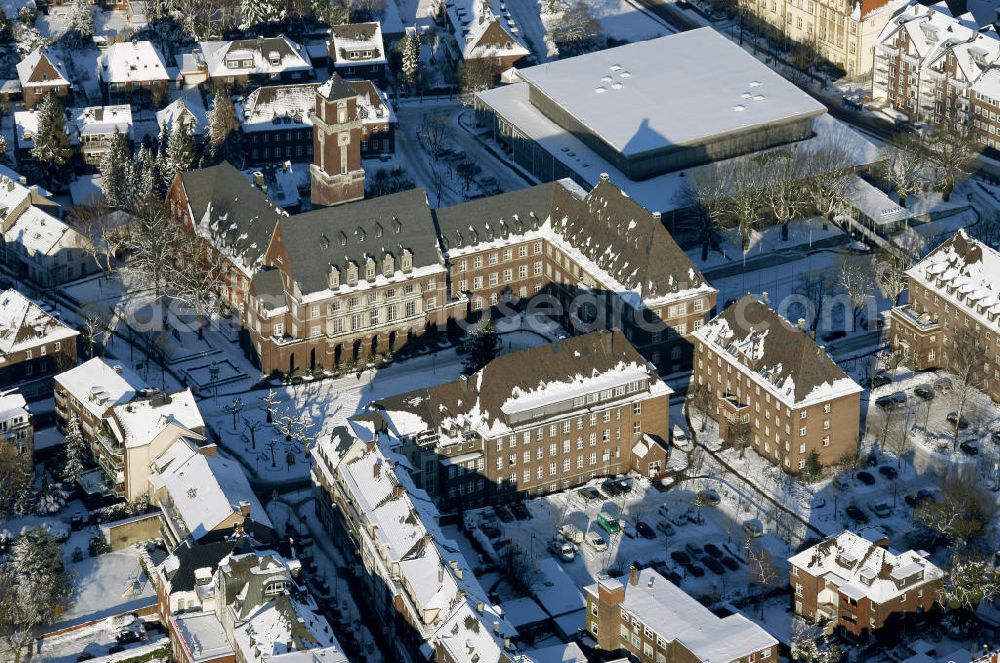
top-left (597, 511), bottom-right (622, 534)
top-left (559, 523), bottom-right (584, 544)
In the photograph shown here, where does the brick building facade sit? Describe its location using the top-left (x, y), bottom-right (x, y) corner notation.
top-left (0, 289), bottom-right (79, 401)
top-left (691, 296), bottom-right (862, 472)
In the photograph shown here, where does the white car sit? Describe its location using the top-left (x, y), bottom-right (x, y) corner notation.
top-left (672, 426), bottom-right (691, 450)
top-left (586, 533), bottom-right (608, 552)
top-left (549, 538), bottom-right (575, 562)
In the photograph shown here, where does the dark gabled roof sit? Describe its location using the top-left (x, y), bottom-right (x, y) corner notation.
top-left (250, 269), bottom-right (285, 310)
top-left (317, 72), bottom-right (357, 101)
top-left (375, 329), bottom-right (650, 431)
top-left (179, 163), bottom-right (284, 273)
top-left (329, 21), bottom-right (380, 42)
top-left (226, 36), bottom-right (301, 62)
top-left (164, 538), bottom-right (243, 592)
top-left (705, 296), bottom-right (857, 403)
top-left (277, 187), bottom-right (440, 295)
top-left (239, 82), bottom-right (317, 125)
top-left (434, 183), bottom-right (555, 252)
top-left (550, 176), bottom-right (708, 299)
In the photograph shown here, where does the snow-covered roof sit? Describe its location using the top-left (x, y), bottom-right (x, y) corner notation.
top-left (199, 36), bottom-right (312, 79)
top-left (16, 47), bottom-right (70, 88)
top-left (515, 28), bottom-right (823, 158)
top-left (156, 91), bottom-right (208, 136)
top-left (0, 389), bottom-right (28, 421)
top-left (70, 105), bottom-right (133, 139)
top-left (0, 170), bottom-right (35, 219)
top-left (54, 358), bottom-right (144, 419)
top-left (3, 206), bottom-right (78, 256)
top-left (238, 82), bottom-right (317, 131)
top-left (108, 389), bottom-right (205, 449)
top-left (693, 295), bottom-right (862, 407)
top-left (907, 229), bottom-right (1000, 333)
top-left (233, 595), bottom-right (348, 662)
top-left (846, 175), bottom-right (909, 225)
top-left (0, 289), bottom-right (78, 358)
top-left (447, 0), bottom-right (530, 61)
top-left (150, 442), bottom-right (271, 540)
top-left (373, 329), bottom-right (669, 447)
top-left (789, 530), bottom-right (945, 604)
top-left (100, 41), bottom-right (170, 84)
top-left (587, 569), bottom-right (777, 661)
top-left (172, 612), bottom-right (234, 663)
top-left (329, 21), bottom-right (386, 66)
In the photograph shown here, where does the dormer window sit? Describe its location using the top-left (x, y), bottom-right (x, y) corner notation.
top-left (382, 254), bottom-right (394, 277)
top-left (347, 262), bottom-right (359, 286)
top-left (264, 580), bottom-right (290, 596)
top-left (365, 257), bottom-right (376, 280)
top-left (401, 249), bottom-right (413, 273)
top-left (328, 265), bottom-right (340, 289)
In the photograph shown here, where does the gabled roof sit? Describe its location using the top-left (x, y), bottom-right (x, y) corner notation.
top-left (107, 389), bottom-right (205, 449)
top-left (693, 295), bottom-right (862, 406)
top-left (200, 36), bottom-right (312, 78)
top-left (275, 187), bottom-right (441, 296)
top-left (435, 182), bottom-right (555, 252)
top-left (238, 82), bottom-right (318, 130)
top-left (179, 162), bottom-right (285, 275)
top-left (550, 176), bottom-right (711, 306)
top-left (16, 47), bottom-right (70, 88)
top-left (0, 289), bottom-right (78, 357)
top-left (54, 357), bottom-right (143, 419)
top-left (329, 21), bottom-right (386, 66)
top-left (156, 92), bottom-right (208, 135)
top-left (100, 41), bottom-right (170, 84)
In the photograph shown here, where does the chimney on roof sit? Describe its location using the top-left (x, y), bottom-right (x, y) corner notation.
top-left (373, 459), bottom-right (382, 479)
top-left (476, 601), bottom-right (484, 614)
top-left (629, 565), bottom-right (639, 586)
top-left (18, 176), bottom-right (26, 185)
top-left (762, 291), bottom-right (769, 305)
top-left (652, 211), bottom-right (661, 221)
top-left (365, 440), bottom-right (376, 454)
top-left (392, 484), bottom-right (406, 499)
top-left (252, 171), bottom-right (265, 187)
top-left (239, 500), bottom-right (251, 517)
top-left (599, 173), bottom-right (609, 182)
top-left (113, 364), bottom-right (124, 374)
top-left (493, 621), bottom-right (501, 635)
top-left (438, 566), bottom-right (444, 583)
top-left (797, 318), bottom-right (806, 331)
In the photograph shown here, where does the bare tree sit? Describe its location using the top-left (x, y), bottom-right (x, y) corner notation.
top-left (77, 301), bottom-right (111, 359)
top-left (262, 389), bottom-right (280, 423)
top-left (684, 162), bottom-right (731, 261)
top-left (837, 255), bottom-right (875, 330)
top-left (417, 115), bottom-right (449, 158)
top-left (458, 59), bottom-right (501, 105)
top-left (549, 1), bottom-right (602, 55)
top-left (915, 472), bottom-right (995, 548)
top-left (243, 417), bottom-right (263, 449)
top-left (802, 145), bottom-right (854, 230)
top-left (726, 166), bottom-right (765, 251)
top-left (940, 555), bottom-right (1000, 611)
top-left (923, 124), bottom-right (977, 202)
top-left (882, 133), bottom-right (927, 207)
top-left (760, 150), bottom-right (808, 241)
top-left (874, 248), bottom-right (911, 306)
top-left (223, 396), bottom-right (245, 431)
top-left (796, 269), bottom-right (835, 331)
top-left (947, 328), bottom-right (987, 449)
top-left (65, 205), bottom-right (130, 274)
top-left (685, 380), bottom-right (714, 433)
top-left (745, 545), bottom-right (779, 616)
top-left (729, 420), bottom-right (753, 459)
top-left (120, 197), bottom-right (186, 300)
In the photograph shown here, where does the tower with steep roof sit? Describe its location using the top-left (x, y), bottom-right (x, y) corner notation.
top-left (310, 73), bottom-right (365, 207)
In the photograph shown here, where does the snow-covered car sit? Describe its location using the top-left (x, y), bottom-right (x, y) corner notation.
top-left (869, 501), bottom-right (892, 518)
top-left (847, 240), bottom-right (870, 253)
top-left (672, 426), bottom-right (691, 450)
top-left (913, 384), bottom-right (935, 400)
top-left (695, 489), bottom-right (720, 506)
top-left (586, 533), bottom-right (608, 552)
top-left (656, 520), bottom-right (675, 536)
top-left (559, 523), bottom-right (584, 544)
top-left (934, 377), bottom-right (953, 393)
top-left (549, 538), bottom-right (575, 562)
top-left (742, 519), bottom-right (764, 538)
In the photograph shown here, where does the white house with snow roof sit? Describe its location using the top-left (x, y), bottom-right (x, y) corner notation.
top-left (99, 40), bottom-right (170, 107)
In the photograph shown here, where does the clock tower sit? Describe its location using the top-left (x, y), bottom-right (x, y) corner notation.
top-left (310, 73), bottom-right (365, 207)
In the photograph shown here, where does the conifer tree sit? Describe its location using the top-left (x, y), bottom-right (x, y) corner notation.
top-left (31, 92), bottom-right (72, 187)
top-left (99, 129), bottom-right (133, 207)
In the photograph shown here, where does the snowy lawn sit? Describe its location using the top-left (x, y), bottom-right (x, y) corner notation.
top-left (688, 216), bottom-right (846, 271)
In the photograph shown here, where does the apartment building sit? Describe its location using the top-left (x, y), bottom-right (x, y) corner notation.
top-left (310, 433), bottom-right (524, 663)
top-left (0, 289), bottom-right (79, 400)
top-left (873, 3), bottom-right (1000, 142)
top-left (789, 529), bottom-right (944, 635)
top-left (0, 389), bottom-right (33, 464)
top-left (691, 296), bottom-right (863, 471)
top-left (584, 567), bottom-right (778, 663)
top-left (444, 1), bottom-right (529, 71)
top-left (54, 358), bottom-right (206, 499)
top-left (889, 229), bottom-right (1000, 400)
top-left (750, 0), bottom-right (907, 77)
top-left (361, 329), bottom-right (671, 510)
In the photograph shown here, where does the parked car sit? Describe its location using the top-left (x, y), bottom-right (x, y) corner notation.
top-left (743, 519), bottom-right (764, 538)
top-left (878, 465), bottom-right (899, 480)
top-left (856, 471), bottom-right (876, 486)
top-left (947, 412), bottom-right (969, 430)
top-left (670, 511), bottom-right (689, 527)
top-left (869, 501), bottom-right (892, 518)
top-left (494, 505), bottom-right (514, 523)
top-left (549, 538), bottom-right (575, 562)
top-left (601, 478), bottom-right (622, 497)
top-left (635, 521), bottom-right (656, 539)
top-left (670, 550), bottom-right (691, 565)
top-left (510, 502), bottom-right (530, 520)
top-left (686, 563), bottom-right (705, 577)
top-left (115, 630), bottom-right (142, 645)
top-left (704, 543), bottom-right (723, 558)
top-left (597, 511), bottom-right (622, 534)
top-left (914, 384), bottom-right (935, 400)
top-left (622, 524), bottom-right (637, 539)
top-left (685, 542), bottom-right (704, 556)
top-left (616, 477), bottom-right (633, 494)
top-left (702, 557), bottom-right (725, 575)
top-left (480, 523), bottom-right (501, 539)
top-left (846, 505), bottom-right (868, 523)
top-left (673, 426), bottom-right (691, 449)
top-left (586, 533), bottom-right (608, 552)
top-left (934, 377), bottom-right (953, 393)
top-left (721, 556), bottom-right (740, 571)
top-left (960, 440), bottom-right (980, 456)
top-left (656, 521), bottom-right (675, 536)
top-left (696, 489), bottom-right (721, 506)
top-left (871, 371), bottom-right (892, 388)
top-left (577, 486), bottom-right (601, 501)
top-left (891, 391), bottom-right (908, 406)
top-left (559, 523), bottom-right (584, 544)
top-left (875, 395), bottom-right (897, 410)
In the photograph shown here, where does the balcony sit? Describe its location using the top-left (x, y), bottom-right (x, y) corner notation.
top-left (891, 305), bottom-right (940, 332)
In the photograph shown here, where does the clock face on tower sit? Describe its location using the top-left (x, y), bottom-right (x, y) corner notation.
top-left (337, 132), bottom-right (351, 146)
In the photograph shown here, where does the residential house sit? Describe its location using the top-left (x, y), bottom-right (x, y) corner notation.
top-left (69, 105), bottom-right (133, 167)
top-left (16, 47), bottom-right (71, 109)
top-left (0, 289), bottom-right (79, 400)
top-left (149, 437), bottom-right (273, 546)
top-left (361, 329), bottom-right (671, 510)
top-left (691, 296), bottom-right (863, 471)
top-left (789, 529), bottom-right (944, 635)
top-left (328, 21), bottom-right (387, 82)
top-left (872, 3), bottom-right (1000, 148)
top-left (0, 389), bottom-right (33, 464)
top-left (889, 229), bottom-right (1000, 402)
top-left (197, 36), bottom-right (314, 91)
top-left (747, 0), bottom-right (907, 77)
top-left (3, 204), bottom-right (99, 286)
top-left (99, 40), bottom-right (170, 108)
top-left (156, 92), bottom-right (208, 139)
top-left (445, 1), bottom-right (530, 72)
top-left (585, 567), bottom-right (778, 663)
top-left (237, 78), bottom-right (394, 165)
top-left (311, 433), bottom-right (525, 662)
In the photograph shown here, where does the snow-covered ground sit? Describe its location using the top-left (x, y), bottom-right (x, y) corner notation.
top-left (688, 216), bottom-right (846, 271)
